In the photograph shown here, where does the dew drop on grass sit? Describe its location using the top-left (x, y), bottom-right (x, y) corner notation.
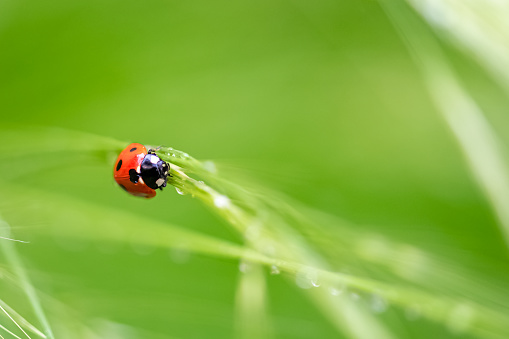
top-left (270, 265), bottom-right (280, 275)
top-left (214, 195), bottom-right (230, 208)
top-left (175, 187), bottom-right (185, 195)
top-left (296, 269), bottom-right (318, 289)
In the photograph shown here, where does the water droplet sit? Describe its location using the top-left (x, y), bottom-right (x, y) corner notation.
top-left (214, 195), bottom-right (230, 208)
top-left (370, 294), bottom-right (388, 313)
top-left (295, 269), bottom-right (318, 289)
top-left (270, 265), bottom-right (280, 275)
top-left (182, 153), bottom-right (189, 158)
top-left (175, 187), bottom-right (185, 195)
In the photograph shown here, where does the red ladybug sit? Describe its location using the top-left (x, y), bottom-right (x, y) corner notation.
top-left (113, 143), bottom-right (170, 198)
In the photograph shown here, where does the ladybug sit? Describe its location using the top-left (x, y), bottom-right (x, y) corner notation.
top-left (113, 143), bottom-right (170, 198)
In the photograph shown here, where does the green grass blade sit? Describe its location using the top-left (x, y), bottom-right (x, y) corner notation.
top-left (0, 220), bottom-right (54, 339)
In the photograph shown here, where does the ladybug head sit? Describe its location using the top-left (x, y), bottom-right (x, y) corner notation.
top-left (140, 154), bottom-right (170, 190)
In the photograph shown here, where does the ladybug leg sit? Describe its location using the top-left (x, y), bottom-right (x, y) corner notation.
top-left (164, 162), bottom-right (172, 177)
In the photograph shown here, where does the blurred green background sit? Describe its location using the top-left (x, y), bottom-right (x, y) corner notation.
top-left (2, 0), bottom-right (509, 338)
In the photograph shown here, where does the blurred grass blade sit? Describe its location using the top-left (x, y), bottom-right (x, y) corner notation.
top-left (3, 127), bottom-right (509, 338)
top-left (157, 146), bottom-right (509, 338)
top-left (0, 301), bottom-right (46, 339)
top-left (0, 303), bottom-right (32, 338)
top-left (381, 0), bottom-right (509, 250)
top-left (0, 299), bottom-right (47, 338)
top-left (7, 180), bottom-right (509, 338)
top-left (158, 150), bottom-right (399, 338)
top-left (0, 323), bottom-right (22, 339)
top-left (0, 219), bottom-right (53, 339)
top-left (407, 0), bottom-right (509, 95)
top-left (235, 263), bottom-right (272, 339)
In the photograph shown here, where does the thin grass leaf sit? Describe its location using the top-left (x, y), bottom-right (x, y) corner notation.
top-left (381, 1), bottom-right (509, 251)
top-left (0, 323), bottom-right (22, 339)
top-left (155, 144), bottom-right (509, 338)
top-left (0, 303), bottom-right (32, 339)
top-left (0, 220), bottom-right (53, 339)
top-left (6, 178), bottom-right (508, 338)
top-left (3, 127), bottom-right (509, 338)
top-left (0, 301), bottom-right (45, 339)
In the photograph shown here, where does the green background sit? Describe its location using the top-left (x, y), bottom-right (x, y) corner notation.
top-left (1, 0), bottom-right (508, 338)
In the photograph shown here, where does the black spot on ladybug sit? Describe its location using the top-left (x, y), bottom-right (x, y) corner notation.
top-left (116, 160), bottom-right (122, 171)
top-left (130, 147), bottom-right (137, 152)
top-left (119, 184), bottom-right (128, 191)
top-left (129, 169), bottom-right (139, 184)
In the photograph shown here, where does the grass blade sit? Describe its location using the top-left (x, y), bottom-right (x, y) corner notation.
top-left (0, 219), bottom-right (53, 339)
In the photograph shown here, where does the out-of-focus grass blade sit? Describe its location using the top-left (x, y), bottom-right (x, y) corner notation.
top-left (381, 0), bottom-right (509, 251)
top-left (407, 0), bottom-right (509, 94)
top-left (0, 221), bottom-right (53, 339)
top-left (235, 263), bottom-right (272, 339)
